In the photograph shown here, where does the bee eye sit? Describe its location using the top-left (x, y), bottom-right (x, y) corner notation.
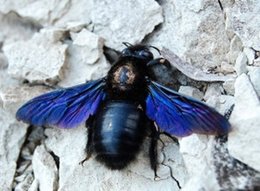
top-left (138, 50), bottom-right (153, 60)
top-left (122, 48), bottom-right (131, 56)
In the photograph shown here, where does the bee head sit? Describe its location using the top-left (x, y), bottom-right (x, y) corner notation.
top-left (121, 42), bottom-right (155, 62)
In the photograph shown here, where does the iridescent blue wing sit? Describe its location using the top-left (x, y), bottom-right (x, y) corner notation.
top-left (16, 78), bottom-right (106, 128)
top-left (145, 80), bottom-right (231, 137)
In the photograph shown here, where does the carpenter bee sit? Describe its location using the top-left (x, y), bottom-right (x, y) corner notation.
top-left (16, 42), bottom-right (230, 176)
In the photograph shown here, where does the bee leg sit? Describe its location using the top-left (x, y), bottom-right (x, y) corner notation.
top-left (79, 118), bottom-right (94, 166)
top-left (149, 123), bottom-right (160, 180)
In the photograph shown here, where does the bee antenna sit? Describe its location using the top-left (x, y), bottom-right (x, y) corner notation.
top-left (122, 42), bottom-right (133, 47)
top-left (149, 45), bottom-right (161, 55)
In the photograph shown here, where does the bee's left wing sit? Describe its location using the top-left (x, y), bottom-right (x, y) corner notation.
top-left (16, 78), bottom-right (106, 128)
top-left (145, 80), bottom-right (231, 137)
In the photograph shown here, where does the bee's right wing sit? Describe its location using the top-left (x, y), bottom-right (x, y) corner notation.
top-left (16, 78), bottom-right (107, 128)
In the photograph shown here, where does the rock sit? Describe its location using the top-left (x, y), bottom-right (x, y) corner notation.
top-left (0, 53), bottom-right (8, 70)
top-left (220, 61), bottom-right (235, 74)
top-left (225, 0), bottom-right (260, 51)
top-left (0, 0), bottom-right (71, 26)
top-left (32, 145), bottom-right (58, 191)
top-left (14, 173), bottom-right (34, 191)
top-left (179, 135), bottom-right (220, 191)
top-left (59, 29), bottom-right (110, 87)
top-left (227, 35), bottom-right (243, 64)
top-left (234, 52), bottom-right (248, 75)
top-left (44, 126), bottom-right (88, 189)
top-left (178, 86), bottom-right (204, 100)
top-left (0, 12), bottom-right (39, 45)
top-left (223, 79), bottom-right (235, 95)
top-left (244, 47), bottom-right (256, 65)
top-left (0, 85), bottom-right (50, 114)
top-left (4, 28), bottom-right (68, 84)
top-left (204, 83), bottom-right (224, 101)
top-left (91, 0), bottom-right (163, 50)
top-left (206, 95), bottom-right (235, 115)
top-left (228, 74), bottom-right (260, 171)
top-left (149, 0), bottom-right (230, 70)
top-left (161, 48), bottom-right (235, 82)
top-left (54, 1), bottom-right (92, 26)
top-left (248, 66), bottom-right (260, 96)
top-left (0, 109), bottom-right (28, 190)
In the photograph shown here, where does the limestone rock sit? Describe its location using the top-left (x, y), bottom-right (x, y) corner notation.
top-left (91, 0), bottom-right (163, 50)
top-left (4, 28), bottom-right (68, 84)
top-left (59, 29), bottom-right (110, 87)
top-left (32, 145), bottom-right (58, 191)
top-left (234, 52), bottom-right (248, 75)
top-left (228, 74), bottom-right (260, 171)
top-left (225, 0), bottom-right (260, 50)
top-left (0, 109), bottom-right (27, 190)
top-left (149, 0), bottom-right (230, 70)
top-left (248, 66), bottom-right (260, 97)
top-left (178, 86), bottom-right (204, 100)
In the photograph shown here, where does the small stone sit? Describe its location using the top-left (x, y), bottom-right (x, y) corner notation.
top-left (220, 61), bottom-right (235, 74)
top-left (180, 135), bottom-right (220, 191)
top-left (204, 83), bottom-right (224, 101)
top-left (206, 95), bottom-right (235, 115)
top-left (0, 109), bottom-right (28, 190)
top-left (14, 173), bottom-right (34, 191)
top-left (244, 47), bottom-right (255, 65)
top-left (225, 1), bottom-right (260, 50)
top-left (253, 57), bottom-right (260, 67)
top-left (228, 74), bottom-right (260, 171)
top-left (178, 86), bottom-right (204, 100)
top-left (70, 29), bottom-right (104, 64)
top-left (227, 35), bottom-right (243, 64)
top-left (4, 28), bottom-right (68, 84)
top-left (32, 145), bottom-right (58, 191)
top-left (234, 52), bottom-right (248, 75)
top-left (59, 29), bottom-right (110, 87)
top-left (223, 79), bottom-right (235, 95)
top-left (0, 53), bottom-right (8, 70)
top-left (247, 66), bottom-right (260, 97)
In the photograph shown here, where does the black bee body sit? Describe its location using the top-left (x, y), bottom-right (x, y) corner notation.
top-left (92, 100), bottom-right (147, 169)
top-left (87, 53), bottom-right (156, 170)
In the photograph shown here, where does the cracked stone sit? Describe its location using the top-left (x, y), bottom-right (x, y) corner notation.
top-left (234, 52), bottom-right (248, 75)
top-left (223, 79), bottom-right (235, 95)
top-left (178, 86), bottom-right (204, 100)
top-left (225, 0), bottom-right (260, 50)
top-left (32, 145), bottom-right (58, 191)
top-left (148, 0), bottom-right (230, 71)
top-left (244, 47), bottom-right (256, 66)
top-left (0, 109), bottom-right (28, 190)
top-left (204, 83), bottom-right (224, 101)
top-left (4, 28), bottom-right (68, 84)
top-left (228, 74), bottom-right (260, 171)
top-left (91, 0), bottom-right (163, 50)
top-left (227, 35), bottom-right (243, 65)
top-left (248, 66), bottom-right (260, 97)
top-left (59, 29), bottom-right (110, 87)
top-left (180, 135), bottom-right (220, 191)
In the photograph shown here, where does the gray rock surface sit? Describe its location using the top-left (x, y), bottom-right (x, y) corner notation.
top-left (149, 0), bottom-right (230, 71)
top-left (32, 145), bottom-right (58, 191)
top-left (0, 0), bottom-right (260, 190)
top-left (228, 74), bottom-right (260, 171)
top-left (225, 0), bottom-right (260, 50)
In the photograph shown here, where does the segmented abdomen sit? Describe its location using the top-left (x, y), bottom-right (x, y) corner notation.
top-left (93, 101), bottom-right (146, 169)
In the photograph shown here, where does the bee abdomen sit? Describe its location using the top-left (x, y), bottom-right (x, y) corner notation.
top-left (93, 101), bottom-right (146, 169)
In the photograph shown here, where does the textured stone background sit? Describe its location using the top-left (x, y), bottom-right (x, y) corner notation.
top-left (0, 0), bottom-right (260, 191)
